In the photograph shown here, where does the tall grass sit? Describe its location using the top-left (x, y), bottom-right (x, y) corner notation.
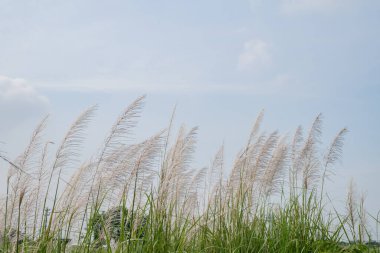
top-left (0, 96), bottom-right (378, 252)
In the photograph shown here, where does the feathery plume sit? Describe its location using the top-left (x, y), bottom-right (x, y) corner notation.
top-left (261, 138), bottom-right (288, 197)
top-left (300, 113), bottom-right (323, 190)
top-left (324, 128), bottom-right (348, 170)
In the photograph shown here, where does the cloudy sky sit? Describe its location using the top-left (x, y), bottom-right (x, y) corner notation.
top-left (0, 0), bottom-right (379, 220)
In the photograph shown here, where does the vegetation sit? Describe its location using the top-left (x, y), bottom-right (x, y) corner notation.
top-left (0, 96), bottom-right (378, 252)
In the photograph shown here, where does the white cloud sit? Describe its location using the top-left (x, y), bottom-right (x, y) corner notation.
top-left (0, 75), bottom-right (49, 133)
top-left (281, 0), bottom-right (345, 14)
top-left (0, 76), bottom-right (48, 103)
top-left (248, 0), bottom-right (266, 8)
top-left (32, 74), bottom-right (300, 95)
top-left (237, 39), bottom-right (272, 71)
top-left (249, 0), bottom-right (357, 14)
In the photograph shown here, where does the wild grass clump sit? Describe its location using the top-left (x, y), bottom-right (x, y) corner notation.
top-left (0, 96), bottom-right (378, 252)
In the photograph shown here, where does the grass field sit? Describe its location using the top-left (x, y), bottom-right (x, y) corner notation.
top-left (0, 96), bottom-right (379, 252)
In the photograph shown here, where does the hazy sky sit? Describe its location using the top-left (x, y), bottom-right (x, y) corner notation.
top-left (0, 0), bottom-right (379, 222)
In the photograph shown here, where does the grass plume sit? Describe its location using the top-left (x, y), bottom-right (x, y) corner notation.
top-left (0, 97), bottom-right (378, 253)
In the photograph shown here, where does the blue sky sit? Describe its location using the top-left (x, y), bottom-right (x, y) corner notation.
top-left (0, 0), bottom-right (379, 221)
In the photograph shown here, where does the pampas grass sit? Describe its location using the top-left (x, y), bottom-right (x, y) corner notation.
top-left (0, 96), bottom-right (378, 253)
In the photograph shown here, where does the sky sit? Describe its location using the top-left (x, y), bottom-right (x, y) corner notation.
top-left (0, 0), bottom-right (379, 226)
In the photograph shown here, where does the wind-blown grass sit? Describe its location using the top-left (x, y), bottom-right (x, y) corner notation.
top-left (0, 96), bottom-right (378, 253)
